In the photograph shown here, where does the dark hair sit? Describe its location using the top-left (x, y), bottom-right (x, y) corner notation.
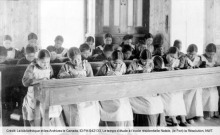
top-left (103, 44), bottom-right (113, 52)
top-left (140, 49), bottom-right (152, 60)
top-left (104, 33), bottom-right (112, 39)
top-left (153, 33), bottom-right (164, 47)
top-left (123, 34), bottom-right (133, 40)
top-left (4, 35), bottom-right (12, 41)
top-left (122, 45), bottom-right (132, 53)
top-left (0, 46), bottom-right (7, 56)
top-left (138, 40), bottom-right (145, 45)
top-left (86, 36), bottom-right (95, 43)
top-left (37, 49), bottom-right (50, 59)
top-left (112, 50), bottom-right (123, 61)
top-left (93, 47), bottom-right (103, 55)
top-left (173, 40), bottom-right (182, 50)
top-left (205, 43), bottom-right (216, 53)
top-left (28, 33), bottom-right (38, 40)
top-left (153, 56), bottom-right (163, 69)
top-left (79, 43), bottom-right (90, 52)
top-left (26, 45), bottom-right (36, 54)
top-left (144, 33), bottom-right (153, 40)
top-left (68, 47), bottom-right (81, 59)
top-left (168, 46), bottom-right (178, 54)
top-left (154, 43), bottom-right (162, 49)
top-left (187, 44), bottom-right (198, 53)
top-left (55, 35), bottom-right (64, 42)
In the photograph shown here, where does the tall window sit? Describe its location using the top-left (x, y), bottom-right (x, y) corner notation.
top-left (40, 0), bottom-right (85, 49)
top-left (171, 0), bottom-right (205, 54)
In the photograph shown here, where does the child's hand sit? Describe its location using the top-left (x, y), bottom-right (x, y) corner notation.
top-left (103, 60), bottom-right (108, 63)
top-left (143, 70), bottom-right (149, 73)
top-left (56, 54), bottom-right (63, 59)
top-left (69, 68), bottom-right (79, 76)
top-left (143, 67), bottom-right (152, 73)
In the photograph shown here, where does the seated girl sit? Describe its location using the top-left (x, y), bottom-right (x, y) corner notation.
top-left (93, 45), bottom-right (113, 62)
top-left (96, 50), bottom-right (133, 127)
top-left (22, 49), bottom-right (64, 126)
top-left (58, 47), bottom-right (100, 127)
top-left (122, 45), bottom-right (135, 60)
top-left (128, 49), bottom-right (166, 127)
top-left (161, 47), bottom-right (189, 126)
top-left (143, 33), bottom-right (154, 53)
top-left (201, 43), bottom-right (219, 119)
top-left (173, 40), bottom-right (186, 68)
top-left (183, 44), bottom-right (204, 123)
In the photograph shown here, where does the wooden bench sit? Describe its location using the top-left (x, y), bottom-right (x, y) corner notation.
top-left (33, 67), bottom-right (220, 126)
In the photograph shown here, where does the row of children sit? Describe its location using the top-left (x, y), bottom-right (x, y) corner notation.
top-left (0, 33), bottom-right (68, 65)
top-left (21, 35), bottom-right (219, 127)
top-left (0, 32), bottom-right (155, 65)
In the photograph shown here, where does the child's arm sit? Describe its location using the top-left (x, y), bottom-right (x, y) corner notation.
top-left (179, 56), bottom-right (187, 69)
top-left (56, 49), bottom-right (68, 59)
top-left (121, 63), bottom-right (127, 75)
top-left (86, 62), bottom-right (94, 77)
top-left (214, 56), bottom-right (220, 67)
top-left (96, 64), bottom-right (107, 76)
top-left (31, 78), bottom-right (48, 85)
top-left (58, 64), bottom-right (74, 79)
top-left (22, 64), bottom-right (48, 86)
top-left (143, 61), bottom-right (154, 73)
top-left (126, 61), bottom-right (137, 74)
top-left (50, 65), bottom-right (55, 78)
top-left (22, 64), bottom-right (35, 87)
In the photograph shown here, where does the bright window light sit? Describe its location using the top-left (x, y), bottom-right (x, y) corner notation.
top-left (40, 0), bottom-right (85, 49)
top-left (171, 0), bottom-right (205, 54)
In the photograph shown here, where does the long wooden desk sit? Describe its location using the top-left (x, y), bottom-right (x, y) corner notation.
top-left (34, 67), bottom-right (220, 126)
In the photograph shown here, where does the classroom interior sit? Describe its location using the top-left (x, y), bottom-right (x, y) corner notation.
top-left (0, 0), bottom-right (220, 127)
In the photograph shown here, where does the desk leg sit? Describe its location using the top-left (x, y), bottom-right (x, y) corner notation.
top-left (42, 90), bottom-right (50, 126)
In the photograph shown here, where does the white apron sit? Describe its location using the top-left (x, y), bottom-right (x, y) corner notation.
top-left (161, 92), bottom-right (186, 116)
top-left (161, 55), bottom-right (186, 116)
top-left (100, 63), bottom-right (133, 121)
top-left (129, 65), bottom-right (164, 115)
top-left (184, 56), bottom-right (203, 118)
top-left (201, 55), bottom-right (219, 111)
top-left (184, 89), bottom-right (203, 119)
top-left (22, 66), bottom-right (62, 121)
top-left (63, 64), bottom-right (100, 127)
top-left (130, 96), bottom-right (164, 115)
top-left (63, 101), bottom-right (100, 127)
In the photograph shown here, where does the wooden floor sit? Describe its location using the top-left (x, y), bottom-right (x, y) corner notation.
top-left (191, 118), bottom-right (220, 126)
top-left (2, 107), bottom-right (220, 127)
top-left (4, 117), bottom-right (220, 127)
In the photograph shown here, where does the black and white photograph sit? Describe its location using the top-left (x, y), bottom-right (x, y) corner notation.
top-left (0, 0), bottom-right (220, 134)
